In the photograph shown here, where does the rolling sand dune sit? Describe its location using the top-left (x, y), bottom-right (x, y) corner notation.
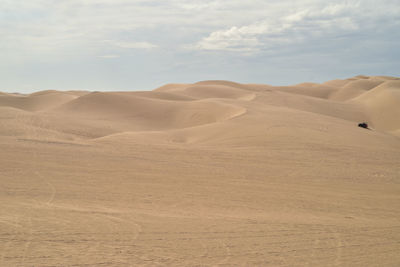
top-left (329, 79), bottom-right (385, 101)
top-left (323, 78), bottom-right (353, 88)
top-left (352, 80), bottom-right (400, 132)
top-left (1, 75), bottom-right (400, 266)
top-left (0, 91), bottom-right (79, 112)
top-left (164, 84), bottom-right (255, 100)
top-left (154, 83), bottom-right (191, 92)
top-left (270, 84), bottom-right (337, 99)
top-left (128, 91), bottom-right (196, 101)
top-left (53, 91), bottom-right (246, 131)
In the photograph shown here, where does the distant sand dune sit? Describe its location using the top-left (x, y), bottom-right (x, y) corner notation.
top-left (329, 79), bottom-right (384, 101)
top-left (352, 80), bottom-right (400, 132)
top-left (164, 84), bottom-right (255, 100)
top-left (128, 91), bottom-right (196, 101)
top-left (323, 78), bottom-right (353, 88)
top-left (193, 80), bottom-right (250, 90)
top-left (154, 83), bottom-right (190, 92)
top-left (271, 84), bottom-right (337, 99)
top-left (1, 75), bottom-right (399, 140)
top-left (53, 91), bottom-right (246, 132)
top-left (0, 91), bottom-right (79, 112)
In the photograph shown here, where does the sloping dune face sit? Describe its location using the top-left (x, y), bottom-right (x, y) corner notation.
top-left (53, 91), bottom-right (246, 131)
top-left (155, 81), bottom-right (255, 100)
top-left (1, 76), bottom-right (400, 266)
top-left (0, 91), bottom-right (80, 112)
top-left (166, 84), bottom-right (255, 100)
top-left (352, 80), bottom-right (400, 131)
top-left (329, 79), bottom-right (385, 101)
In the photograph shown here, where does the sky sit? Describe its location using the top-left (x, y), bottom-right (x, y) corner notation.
top-left (1, 0), bottom-right (399, 92)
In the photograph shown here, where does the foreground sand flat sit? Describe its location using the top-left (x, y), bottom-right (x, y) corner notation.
top-left (1, 75), bottom-right (400, 266)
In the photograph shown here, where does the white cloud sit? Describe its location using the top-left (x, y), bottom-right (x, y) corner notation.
top-left (97, 54), bottom-right (120, 58)
top-left (193, 26), bottom-right (262, 52)
top-left (104, 40), bottom-right (157, 49)
top-left (192, 3), bottom-right (364, 53)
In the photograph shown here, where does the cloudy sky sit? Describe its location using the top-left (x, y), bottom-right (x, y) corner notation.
top-left (1, 0), bottom-right (399, 92)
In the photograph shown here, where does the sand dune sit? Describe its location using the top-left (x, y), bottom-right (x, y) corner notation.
top-left (155, 81), bottom-right (255, 100)
top-left (53, 91), bottom-right (246, 131)
top-left (323, 78), bottom-right (353, 88)
top-left (1, 75), bottom-right (400, 266)
top-left (243, 83), bottom-right (274, 92)
top-left (163, 84), bottom-right (255, 100)
top-left (128, 91), bottom-right (196, 101)
top-left (329, 79), bottom-right (384, 101)
top-left (154, 83), bottom-right (190, 92)
top-left (0, 91), bottom-right (79, 112)
top-left (30, 89), bottom-right (90, 97)
top-left (352, 80), bottom-right (400, 132)
top-left (270, 84), bottom-right (337, 99)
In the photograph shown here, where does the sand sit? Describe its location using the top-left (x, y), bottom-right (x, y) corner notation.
top-left (1, 75), bottom-right (400, 266)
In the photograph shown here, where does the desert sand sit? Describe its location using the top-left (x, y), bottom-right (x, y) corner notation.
top-left (1, 75), bottom-right (400, 266)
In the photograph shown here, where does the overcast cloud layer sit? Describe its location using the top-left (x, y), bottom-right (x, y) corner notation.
top-left (1, 0), bottom-right (399, 92)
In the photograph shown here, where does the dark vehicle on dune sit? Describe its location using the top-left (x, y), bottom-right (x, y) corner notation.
top-left (358, 122), bottom-right (369, 129)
